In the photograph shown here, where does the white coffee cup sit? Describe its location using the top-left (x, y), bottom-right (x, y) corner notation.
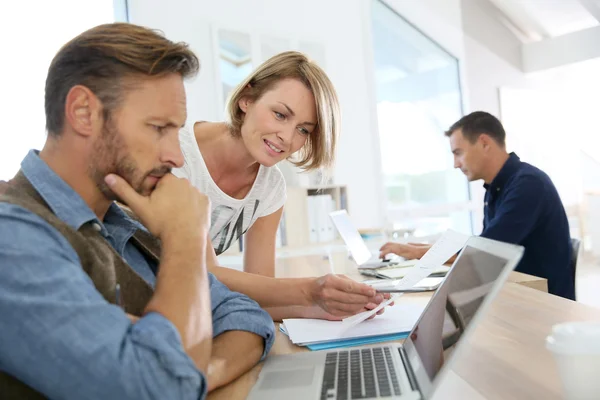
top-left (546, 321), bottom-right (600, 400)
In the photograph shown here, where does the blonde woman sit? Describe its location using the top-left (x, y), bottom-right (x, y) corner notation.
top-left (174, 51), bottom-right (388, 320)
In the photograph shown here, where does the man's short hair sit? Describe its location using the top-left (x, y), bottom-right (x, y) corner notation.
top-left (445, 111), bottom-right (506, 146)
top-left (45, 23), bottom-right (200, 136)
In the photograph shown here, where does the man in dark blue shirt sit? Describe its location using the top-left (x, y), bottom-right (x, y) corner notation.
top-left (380, 111), bottom-right (575, 300)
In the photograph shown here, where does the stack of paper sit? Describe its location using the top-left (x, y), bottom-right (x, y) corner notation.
top-left (281, 301), bottom-right (425, 350)
top-left (280, 327), bottom-right (409, 351)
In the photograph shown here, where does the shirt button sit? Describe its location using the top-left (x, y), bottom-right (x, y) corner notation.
top-left (92, 223), bottom-right (102, 232)
top-left (496, 187), bottom-right (500, 192)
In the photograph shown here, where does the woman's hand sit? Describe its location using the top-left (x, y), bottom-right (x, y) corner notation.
top-left (302, 299), bottom-right (391, 321)
top-left (304, 275), bottom-right (393, 319)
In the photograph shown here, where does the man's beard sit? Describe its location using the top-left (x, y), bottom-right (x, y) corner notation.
top-left (88, 120), bottom-right (171, 203)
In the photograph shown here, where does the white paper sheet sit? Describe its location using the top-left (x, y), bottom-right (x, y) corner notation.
top-left (339, 230), bottom-right (470, 332)
top-left (376, 265), bottom-right (450, 280)
top-left (393, 230), bottom-right (470, 289)
top-left (282, 301), bottom-right (425, 345)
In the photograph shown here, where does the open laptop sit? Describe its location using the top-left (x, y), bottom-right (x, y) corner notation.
top-left (247, 236), bottom-right (524, 400)
top-left (329, 210), bottom-right (407, 269)
top-left (329, 210), bottom-right (446, 290)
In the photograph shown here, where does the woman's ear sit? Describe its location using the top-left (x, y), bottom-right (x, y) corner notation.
top-left (238, 97), bottom-right (251, 113)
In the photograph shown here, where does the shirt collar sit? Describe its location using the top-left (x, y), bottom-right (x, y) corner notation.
top-left (484, 152), bottom-right (521, 192)
top-left (104, 202), bottom-right (144, 231)
top-left (21, 150), bottom-right (135, 231)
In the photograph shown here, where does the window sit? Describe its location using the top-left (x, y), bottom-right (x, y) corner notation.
top-left (217, 29), bottom-right (253, 106)
top-left (371, 0), bottom-right (472, 236)
top-left (0, 0), bottom-right (127, 180)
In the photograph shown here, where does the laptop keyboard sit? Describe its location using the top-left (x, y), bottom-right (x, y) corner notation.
top-left (321, 347), bottom-right (402, 399)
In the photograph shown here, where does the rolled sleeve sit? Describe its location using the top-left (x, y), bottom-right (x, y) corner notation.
top-left (129, 312), bottom-right (207, 397)
top-left (0, 205), bottom-right (206, 400)
top-left (208, 274), bottom-right (275, 360)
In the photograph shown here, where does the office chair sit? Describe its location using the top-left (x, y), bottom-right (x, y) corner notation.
top-left (571, 238), bottom-right (581, 300)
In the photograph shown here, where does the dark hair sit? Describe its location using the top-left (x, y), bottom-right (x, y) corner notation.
top-left (45, 23), bottom-right (200, 136)
top-left (445, 111), bottom-right (506, 146)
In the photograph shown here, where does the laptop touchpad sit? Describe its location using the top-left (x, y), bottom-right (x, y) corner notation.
top-left (258, 368), bottom-right (315, 390)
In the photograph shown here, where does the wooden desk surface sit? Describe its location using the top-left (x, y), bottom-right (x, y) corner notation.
top-left (208, 253), bottom-right (600, 399)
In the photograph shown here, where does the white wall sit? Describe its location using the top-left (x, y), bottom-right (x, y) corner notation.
top-left (0, 1), bottom-right (117, 180)
top-left (382, 0), bottom-right (465, 59)
top-left (499, 87), bottom-right (584, 207)
top-left (128, 0), bottom-right (386, 229)
top-left (522, 26), bottom-right (600, 72)
top-left (460, 0), bottom-right (528, 121)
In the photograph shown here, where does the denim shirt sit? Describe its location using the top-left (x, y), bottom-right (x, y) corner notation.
top-left (481, 152), bottom-right (574, 300)
top-left (0, 150), bottom-right (275, 399)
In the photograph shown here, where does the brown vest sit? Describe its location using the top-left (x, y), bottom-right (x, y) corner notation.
top-left (0, 172), bottom-right (159, 399)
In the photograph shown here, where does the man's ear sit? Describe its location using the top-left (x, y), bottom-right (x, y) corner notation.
top-left (479, 133), bottom-right (493, 150)
top-left (64, 85), bottom-right (103, 137)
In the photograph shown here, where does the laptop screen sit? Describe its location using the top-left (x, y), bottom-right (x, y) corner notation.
top-left (329, 210), bottom-right (373, 266)
top-left (401, 237), bottom-right (523, 397)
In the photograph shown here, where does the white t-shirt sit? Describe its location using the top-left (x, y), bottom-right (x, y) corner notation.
top-left (173, 126), bottom-right (287, 255)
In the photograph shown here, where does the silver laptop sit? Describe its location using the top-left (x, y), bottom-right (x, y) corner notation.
top-left (329, 210), bottom-right (405, 269)
top-left (248, 236), bottom-right (524, 400)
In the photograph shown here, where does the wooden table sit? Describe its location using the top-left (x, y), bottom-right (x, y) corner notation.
top-left (209, 252), bottom-right (600, 399)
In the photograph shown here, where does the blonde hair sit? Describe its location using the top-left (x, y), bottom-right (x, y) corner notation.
top-left (226, 51), bottom-right (340, 171)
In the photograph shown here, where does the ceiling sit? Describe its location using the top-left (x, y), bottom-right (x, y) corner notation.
top-left (487, 0), bottom-right (600, 42)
